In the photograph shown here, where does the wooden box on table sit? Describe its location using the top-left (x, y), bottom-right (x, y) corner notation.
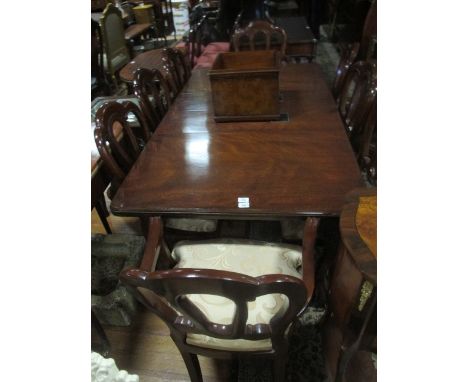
top-left (208, 50), bottom-right (281, 122)
top-left (133, 4), bottom-right (155, 24)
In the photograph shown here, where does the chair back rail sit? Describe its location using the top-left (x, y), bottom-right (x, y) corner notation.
top-left (94, 101), bottom-right (151, 194)
top-left (354, 96), bottom-right (377, 175)
top-left (333, 42), bottom-right (360, 99)
top-left (121, 268), bottom-right (307, 340)
top-left (133, 67), bottom-right (172, 127)
top-left (165, 47), bottom-right (191, 86)
top-left (232, 20), bottom-right (287, 58)
top-left (337, 61), bottom-right (376, 138)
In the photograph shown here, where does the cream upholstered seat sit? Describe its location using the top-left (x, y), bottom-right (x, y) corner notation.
top-left (171, 239), bottom-right (302, 350)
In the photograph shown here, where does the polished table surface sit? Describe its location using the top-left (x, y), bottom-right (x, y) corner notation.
top-left (111, 64), bottom-right (363, 219)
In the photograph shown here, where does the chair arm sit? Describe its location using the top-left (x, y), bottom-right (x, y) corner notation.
top-left (301, 217), bottom-right (320, 304)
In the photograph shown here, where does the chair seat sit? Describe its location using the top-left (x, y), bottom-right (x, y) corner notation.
top-left (194, 52), bottom-right (219, 69)
top-left (165, 218), bottom-right (218, 233)
top-left (203, 42), bottom-right (230, 54)
top-left (172, 239), bottom-right (303, 351)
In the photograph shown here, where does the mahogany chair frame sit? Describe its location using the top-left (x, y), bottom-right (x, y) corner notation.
top-left (120, 216), bottom-right (320, 382)
top-left (355, 97), bottom-right (377, 186)
top-left (232, 20), bottom-right (288, 58)
top-left (94, 101), bottom-right (152, 198)
top-left (186, 15), bottom-right (208, 68)
top-left (132, 67), bottom-right (172, 128)
top-left (332, 42), bottom-right (360, 99)
top-left (92, 19), bottom-right (111, 100)
top-left (337, 61), bottom-right (376, 139)
top-left (164, 47), bottom-right (191, 90)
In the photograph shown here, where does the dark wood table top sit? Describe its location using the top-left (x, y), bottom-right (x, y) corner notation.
top-left (111, 64), bottom-right (363, 219)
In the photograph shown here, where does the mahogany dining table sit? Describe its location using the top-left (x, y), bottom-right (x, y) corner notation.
top-left (110, 63), bottom-right (363, 222)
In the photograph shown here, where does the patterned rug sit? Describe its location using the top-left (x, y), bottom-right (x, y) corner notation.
top-left (238, 307), bottom-right (327, 382)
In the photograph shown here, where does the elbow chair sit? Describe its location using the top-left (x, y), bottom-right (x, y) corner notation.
top-left (120, 216), bottom-right (319, 382)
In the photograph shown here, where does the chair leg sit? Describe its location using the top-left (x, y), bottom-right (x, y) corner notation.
top-left (91, 310), bottom-right (110, 357)
top-left (179, 350), bottom-right (203, 382)
top-left (273, 353), bottom-right (287, 382)
top-left (96, 195), bottom-right (112, 234)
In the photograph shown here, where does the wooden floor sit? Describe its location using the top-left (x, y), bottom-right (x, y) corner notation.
top-left (98, 308), bottom-right (236, 382)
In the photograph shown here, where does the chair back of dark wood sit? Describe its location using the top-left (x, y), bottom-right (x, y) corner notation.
top-left (133, 67), bottom-right (172, 128)
top-left (121, 262), bottom-right (308, 342)
top-left (232, 20), bottom-right (287, 57)
top-left (337, 60), bottom-right (376, 138)
top-left (186, 15), bottom-right (208, 68)
top-left (165, 47), bottom-right (191, 89)
top-left (357, 98), bottom-right (377, 186)
top-left (94, 101), bottom-right (151, 196)
top-left (92, 19), bottom-right (110, 99)
top-left (354, 96), bottom-right (377, 186)
top-left (333, 42), bottom-right (360, 99)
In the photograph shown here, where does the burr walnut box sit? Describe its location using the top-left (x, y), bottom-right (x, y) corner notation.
top-left (209, 50), bottom-right (281, 122)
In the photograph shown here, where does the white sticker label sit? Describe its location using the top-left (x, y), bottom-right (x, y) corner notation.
top-left (238, 197), bottom-right (250, 208)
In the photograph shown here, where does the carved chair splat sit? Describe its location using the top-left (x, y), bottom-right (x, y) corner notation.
top-left (132, 67), bottom-right (172, 128)
top-left (337, 61), bottom-right (376, 140)
top-left (94, 100), bottom-right (152, 198)
top-left (232, 20), bottom-right (288, 59)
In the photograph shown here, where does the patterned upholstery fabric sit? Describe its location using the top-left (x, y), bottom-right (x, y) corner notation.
top-left (280, 219), bottom-right (305, 241)
top-left (165, 218), bottom-right (218, 232)
top-left (171, 239), bottom-right (303, 351)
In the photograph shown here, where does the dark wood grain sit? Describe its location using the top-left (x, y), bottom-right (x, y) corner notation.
top-left (110, 64), bottom-right (363, 219)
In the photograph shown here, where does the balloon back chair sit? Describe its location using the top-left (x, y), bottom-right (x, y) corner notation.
top-left (232, 20), bottom-right (287, 59)
top-left (132, 67), bottom-right (172, 128)
top-left (120, 217), bottom-right (319, 382)
top-left (337, 61), bottom-right (376, 139)
top-left (332, 42), bottom-right (360, 99)
top-left (94, 100), bottom-right (151, 199)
